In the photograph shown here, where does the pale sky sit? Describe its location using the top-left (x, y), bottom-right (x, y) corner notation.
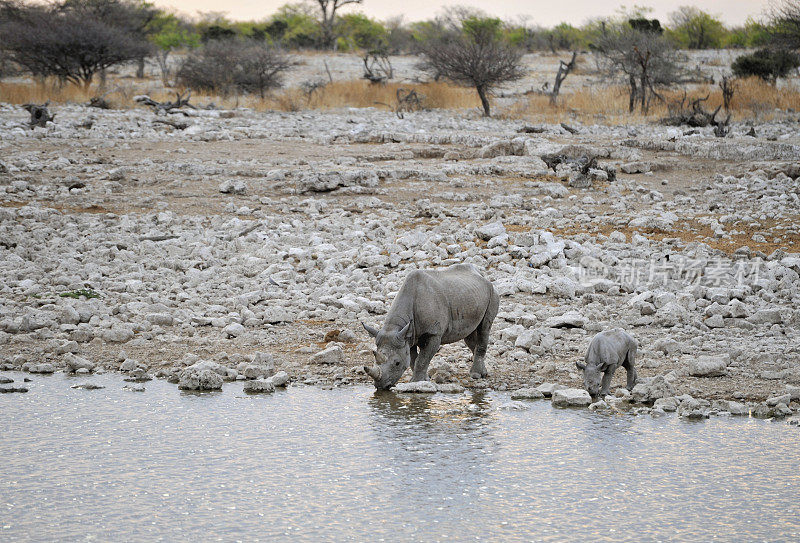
top-left (153, 1), bottom-right (773, 27)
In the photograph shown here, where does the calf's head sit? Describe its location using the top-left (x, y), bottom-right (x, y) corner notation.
top-left (576, 357), bottom-right (602, 398)
top-left (362, 322), bottom-right (411, 390)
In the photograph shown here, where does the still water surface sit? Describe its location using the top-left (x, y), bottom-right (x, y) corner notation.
top-left (1, 373), bottom-right (799, 542)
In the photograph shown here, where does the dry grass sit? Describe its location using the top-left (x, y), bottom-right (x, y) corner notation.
top-left (0, 79), bottom-right (147, 108)
top-left (2, 74), bottom-right (797, 124)
top-left (0, 81), bottom-right (96, 105)
top-left (0, 78), bottom-right (480, 114)
top-left (501, 77), bottom-right (800, 124)
top-left (240, 80), bottom-right (479, 113)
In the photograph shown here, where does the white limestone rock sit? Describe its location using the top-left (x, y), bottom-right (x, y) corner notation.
top-left (688, 355), bottom-right (730, 377)
top-left (552, 388), bottom-right (592, 407)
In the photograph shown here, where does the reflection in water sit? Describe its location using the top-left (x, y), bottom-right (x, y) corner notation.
top-left (1, 373), bottom-right (799, 542)
top-left (365, 389), bottom-right (500, 525)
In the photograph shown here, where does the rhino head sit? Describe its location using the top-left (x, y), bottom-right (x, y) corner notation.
top-left (362, 321), bottom-right (412, 390)
top-left (576, 357), bottom-right (602, 398)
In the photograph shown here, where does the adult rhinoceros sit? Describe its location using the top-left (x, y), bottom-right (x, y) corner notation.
top-left (363, 264), bottom-right (499, 390)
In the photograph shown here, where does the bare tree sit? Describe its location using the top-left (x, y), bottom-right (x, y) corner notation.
top-left (550, 51), bottom-right (577, 104)
top-left (178, 40), bottom-right (295, 98)
top-left (362, 50), bottom-right (393, 83)
top-left (771, 0), bottom-right (800, 50)
top-left (0, 0), bottom-right (152, 88)
top-left (315, 0), bottom-right (362, 49)
top-left (416, 22), bottom-right (525, 116)
top-left (596, 25), bottom-right (680, 114)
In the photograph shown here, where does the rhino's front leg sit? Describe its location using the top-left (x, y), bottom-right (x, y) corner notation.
top-left (599, 368), bottom-right (615, 396)
top-left (409, 344), bottom-right (418, 373)
top-left (410, 335), bottom-right (441, 382)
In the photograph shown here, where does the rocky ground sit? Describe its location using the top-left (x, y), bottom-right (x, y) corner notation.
top-left (1, 97), bottom-right (799, 419)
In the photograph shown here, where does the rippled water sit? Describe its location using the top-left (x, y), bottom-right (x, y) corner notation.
top-left (1, 373), bottom-right (799, 542)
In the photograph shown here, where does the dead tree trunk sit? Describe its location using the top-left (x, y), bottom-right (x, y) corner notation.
top-left (719, 76), bottom-right (735, 113)
top-left (628, 75), bottom-right (638, 113)
top-left (476, 85), bottom-right (491, 117)
top-left (550, 51), bottom-right (577, 105)
top-left (23, 102), bottom-right (55, 129)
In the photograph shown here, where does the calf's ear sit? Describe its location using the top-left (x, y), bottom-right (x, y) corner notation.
top-left (362, 322), bottom-right (380, 337)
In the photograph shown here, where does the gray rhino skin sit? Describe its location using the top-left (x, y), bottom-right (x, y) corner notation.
top-left (577, 328), bottom-right (638, 397)
top-left (363, 264), bottom-right (499, 390)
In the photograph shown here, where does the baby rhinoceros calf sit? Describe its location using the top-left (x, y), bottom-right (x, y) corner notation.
top-left (577, 328), bottom-right (638, 398)
top-left (363, 264), bottom-right (499, 390)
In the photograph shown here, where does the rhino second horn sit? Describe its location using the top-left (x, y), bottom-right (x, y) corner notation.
top-left (396, 322), bottom-right (411, 341)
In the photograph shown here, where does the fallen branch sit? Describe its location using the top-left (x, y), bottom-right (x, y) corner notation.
top-left (518, 125), bottom-right (547, 134)
top-left (135, 89), bottom-right (195, 115)
top-left (139, 234), bottom-right (179, 242)
top-left (560, 122), bottom-right (578, 134)
top-left (87, 87), bottom-right (119, 109)
top-left (662, 91), bottom-right (730, 136)
top-left (152, 118), bottom-right (190, 130)
top-left (22, 101), bottom-right (54, 129)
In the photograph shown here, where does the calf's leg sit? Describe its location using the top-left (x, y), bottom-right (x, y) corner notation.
top-left (599, 368), bottom-right (615, 396)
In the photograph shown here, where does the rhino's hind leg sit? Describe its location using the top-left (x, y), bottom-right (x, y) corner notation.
top-left (464, 333), bottom-right (477, 356)
top-left (469, 297), bottom-right (497, 379)
top-left (623, 344), bottom-right (638, 391)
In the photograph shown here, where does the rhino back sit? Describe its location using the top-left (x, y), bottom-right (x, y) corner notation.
top-left (407, 266), bottom-right (495, 344)
top-left (587, 329), bottom-right (633, 368)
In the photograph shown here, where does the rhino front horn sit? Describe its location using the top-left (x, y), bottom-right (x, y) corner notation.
top-left (364, 366), bottom-right (382, 380)
top-left (362, 322), bottom-right (380, 337)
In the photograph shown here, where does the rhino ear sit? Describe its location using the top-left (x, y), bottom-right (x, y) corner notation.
top-left (362, 322), bottom-right (379, 337)
top-left (396, 322), bottom-right (411, 341)
top-left (576, 357), bottom-right (587, 370)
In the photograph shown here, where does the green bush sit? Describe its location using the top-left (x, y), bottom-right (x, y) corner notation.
top-left (334, 13), bottom-right (387, 51)
top-left (732, 48), bottom-right (800, 82)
